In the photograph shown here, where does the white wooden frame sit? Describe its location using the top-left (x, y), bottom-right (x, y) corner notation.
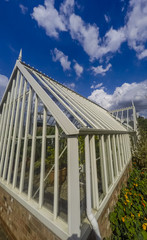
top-left (0, 58), bottom-right (134, 240)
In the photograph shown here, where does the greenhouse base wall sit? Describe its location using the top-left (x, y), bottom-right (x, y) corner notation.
top-left (0, 161), bottom-right (132, 240)
top-left (87, 160), bottom-right (132, 240)
top-left (0, 186), bottom-right (61, 240)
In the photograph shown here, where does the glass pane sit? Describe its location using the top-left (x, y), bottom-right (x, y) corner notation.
top-left (32, 138), bottom-right (41, 202)
top-left (32, 99), bottom-right (43, 202)
top-left (23, 139), bottom-right (32, 194)
top-left (26, 68), bottom-right (83, 129)
top-left (43, 137), bottom-right (55, 212)
top-left (58, 135), bottom-right (68, 222)
top-left (110, 135), bottom-right (116, 178)
top-left (16, 139), bottom-right (24, 188)
top-left (95, 135), bottom-right (103, 198)
top-left (79, 136), bottom-right (86, 221)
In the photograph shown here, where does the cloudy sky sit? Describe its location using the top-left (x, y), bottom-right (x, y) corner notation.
top-left (0, 0), bottom-right (147, 116)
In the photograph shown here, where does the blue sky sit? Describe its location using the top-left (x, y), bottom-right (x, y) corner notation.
top-left (0, 0), bottom-right (147, 116)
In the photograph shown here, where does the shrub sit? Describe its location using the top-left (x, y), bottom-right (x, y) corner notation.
top-left (133, 117), bottom-right (147, 169)
top-left (109, 167), bottom-right (147, 240)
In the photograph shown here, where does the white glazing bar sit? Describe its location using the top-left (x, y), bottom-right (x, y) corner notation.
top-left (100, 135), bottom-right (108, 195)
top-left (48, 80), bottom-right (108, 129)
top-left (118, 135), bottom-right (124, 169)
top-left (0, 104), bottom-right (6, 141)
top-left (49, 78), bottom-right (125, 131)
top-left (116, 135), bottom-right (122, 172)
top-left (76, 97), bottom-right (115, 130)
top-left (0, 94), bottom-right (10, 176)
top-left (126, 135), bottom-right (130, 162)
top-left (0, 81), bottom-right (15, 177)
top-left (34, 73), bottom-right (87, 128)
top-left (2, 74), bottom-right (20, 180)
top-left (119, 135), bottom-right (125, 167)
top-left (39, 107), bottom-right (47, 208)
top-left (121, 110), bottom-right (123, 124)
top-left (68, 136), bottom-right (81, 236)
top-left (12, 80), bottom-right (27, 187)
top-left (133, 106), bottom-right (137, 131)
top-left (0, 93), bottom-right (10, 160)
top-left (17, 62), bottom-right (78, 135)
top-left (120, 135), bottom-right (125, 165)
top-left (7, 74), bottom-right (23, 184)
top-left (53, 123), bottom-right (59, 219)
top-left (111, 135), bottom-right (119, 177)
top-left (28, 95), bottom-right (38, 199)
top-left (122, 135), bottom-right (127, 164)
top-left (124, 135), bottom-right (128, 162)
top-left (127, 110), bottom-right (129, 129)
top-left (128, 135), bottom-right (132, 160)
top-left (90, 135), bottom-right (99, 209)
top-left (107, 135), bottom-right (114, 184)
top-left (70, 89), bottom-right (112, 129)
top-left (79, 96), bottom-right (119, 130)
top-left (44, 76), bottom-right (109, 129)
top-left (0, 114), bottom-right (1, 132)
top-left (19, 87), bottom-right (32, 193)
top-left (116, 111), bottom-right (118, 119)
top-left (125, 135), bottom-right (130, 162)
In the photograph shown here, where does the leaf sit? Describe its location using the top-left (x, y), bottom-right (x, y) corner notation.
top-left (142, 230), bottom-right (147, 240)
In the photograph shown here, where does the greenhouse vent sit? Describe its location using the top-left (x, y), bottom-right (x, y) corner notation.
top-left (0, 52), bottom-right (136, 240)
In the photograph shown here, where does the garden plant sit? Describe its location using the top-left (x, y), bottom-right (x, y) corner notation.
top-left (109, 117), bottom-right (147, 240)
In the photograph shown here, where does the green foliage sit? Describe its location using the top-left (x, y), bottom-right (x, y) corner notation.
top-left (34, 126), bottom-right (67, 171)
top-left (109, 117), bottom-right (147, 239)
top-left (109, 168), bottom-right (147, 239)
top-left (133, 117), bottom-right (147, 169)
top-left (78, 136), bottom-right (85, 165)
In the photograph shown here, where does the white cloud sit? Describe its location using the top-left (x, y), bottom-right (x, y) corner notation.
top-left (69, 14), bottom-right (100, 61)
top-left (138, 49), bottom-right (147, 59)
top-left (90, 83), bottom-right (103, 89)
top-left (64, 82), bottom-right (75, 90)
top-left (0, 74), bottom-right (8, 101)
top-left (60, 0), bottom-right (75, 17)
top-left (51, 48), bottom-right (71, 71)
top-left (32, 0), bottom-right (147, 60)
top-left (104, 14), bottom-right (110, 23)
top-left (19, 4), bottom-right (28, 14)
top-left (89, 88), bottom-right (112, 109)
top-left (126, 0), bottom-right (147, 59)
top-left (104, 28), bottom-right (126, 53)
top-left (69, 14), bottom-right (125, 61)
top-left (88, 80), bottom-right (147, 116)
top-left (121, 6), bottom-right (125, 12)
top-left (73, 62), bottom-right (83, 77)
top-left (91, 63), bottom-right (112, 76)
top-left (32, 0), bottom-right (66, 38)
top-left (0, 74), bottom-right (8, 87)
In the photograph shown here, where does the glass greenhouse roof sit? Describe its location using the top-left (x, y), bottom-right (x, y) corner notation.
top-left (0, 59), bottom-right (128, 135)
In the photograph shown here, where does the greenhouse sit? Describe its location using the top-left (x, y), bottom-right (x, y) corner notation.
top-left (0, 52), bottom-right (134, 240)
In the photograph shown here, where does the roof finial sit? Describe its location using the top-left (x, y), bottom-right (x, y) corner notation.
top-left (18, 49), bottom-right (22, 61)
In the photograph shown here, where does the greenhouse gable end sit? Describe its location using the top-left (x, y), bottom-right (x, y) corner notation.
top-left (0, 54), bottom-right (133, 240)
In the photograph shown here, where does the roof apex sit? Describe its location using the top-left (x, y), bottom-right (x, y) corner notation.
top-left (18, 49), bottom-right (22, 61)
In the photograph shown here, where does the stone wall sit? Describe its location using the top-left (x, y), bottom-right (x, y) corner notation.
top-left (98, 162), bottom-right (132, 239)
top-left (88, 161), bottom-right (132, 240)
top-left (0, 187), bottom-right (61, 240)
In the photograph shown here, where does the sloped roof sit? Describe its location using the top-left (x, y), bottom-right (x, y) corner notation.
top-left (0, 58), bottom-right (128, 135)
